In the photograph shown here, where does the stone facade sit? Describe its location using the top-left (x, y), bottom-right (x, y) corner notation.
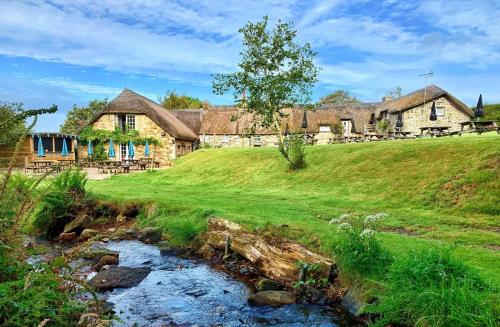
top-left (390, 96), bottom-right (471, 135)
top-left (199, 134), bottom-right (278, 148)
top-left (79, 114), bottom-right (177, 166)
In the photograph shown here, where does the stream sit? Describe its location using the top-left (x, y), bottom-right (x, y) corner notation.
top-left (91, 240), bottom-right (355, 327)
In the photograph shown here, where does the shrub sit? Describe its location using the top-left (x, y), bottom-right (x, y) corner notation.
top-left (366, 248), bottom-right (499, 327)
top-left (32, 169), bottom-right (89, 238)
top-left (0, 254), bottom-right (84, 326)
top-left (286, 134), bottom-right (306, 170)
top-left (0, 174), bottom-right (34, 235)
top-left (331, 213), bottom-right (393, 279)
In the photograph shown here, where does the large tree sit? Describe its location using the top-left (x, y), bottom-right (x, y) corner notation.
top-left (0, 102), bottom-right (26, 147)
top-left (212, 16), bottom-right (319, 165)
top-left (319, 90), bottom-right (360, 105)
top-left (159, 90), bottom-right (207, 109)
top-left (60, 99), bottom-right (107, 134)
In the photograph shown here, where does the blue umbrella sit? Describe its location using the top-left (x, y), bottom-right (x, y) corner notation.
top-left (108, 139), bottom-right (115, 158)
top-left (37, 135), bottom-right (45, 157)
top-left (144, 140), bottom-right (150, 157)
top-left (128, 141), bottom-right (135, 158)
top-left (87, 140), bottom-right (93, 156)
top-left (61, 138), bottom-right (69, 157)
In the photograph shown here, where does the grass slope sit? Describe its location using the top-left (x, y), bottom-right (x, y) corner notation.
top-left (89, 134), bottom-right (500, 285)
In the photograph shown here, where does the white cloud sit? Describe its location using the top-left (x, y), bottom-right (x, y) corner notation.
top-left (34, 78), bottom-right (123, 96)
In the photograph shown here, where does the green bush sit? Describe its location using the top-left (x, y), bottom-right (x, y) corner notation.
top-left (0, 174), bottom-right (34, 235)
top-left (330, 213), bottom-right (393, 279)
top-left (286, 134), bottom-right (306, 170)
top-left (366, 248), bottom-right (499, 327)
top-left (32, 169), bottom-right (89, 238)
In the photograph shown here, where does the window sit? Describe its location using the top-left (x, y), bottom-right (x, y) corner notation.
top-left (342, 120), bottom-right (351, 135)
top-left (222, 135), bottom-right (229, 143)
top-left (253, 135), bottom-right (262, 146)
top-left (436, 106), bottom-right (445, 117)
top-left (319, 125), bottom-right (331, 132)
top-left (126, 114), bottom-right (136, 130)
top-left (120, 143), bottom-right (128, 160)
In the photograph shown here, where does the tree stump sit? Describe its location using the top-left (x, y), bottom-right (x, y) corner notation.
top-left (204, 217), bottom-right (334, 285)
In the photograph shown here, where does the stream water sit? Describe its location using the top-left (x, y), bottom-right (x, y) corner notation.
top-left (95, 240), bottom-right (353, 327)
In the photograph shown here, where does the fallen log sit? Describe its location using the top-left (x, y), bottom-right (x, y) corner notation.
top-left (204, 217), bottom-right (334, 285)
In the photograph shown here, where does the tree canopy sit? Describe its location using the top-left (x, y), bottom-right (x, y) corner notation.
top-left (213, 16), bottom-right (318, 137)
top-left (159, 90), bottom-right (207, 110)
top-left (60, 99), bottom-right (107, 135)
top-left (319, 90), bottom-right (360, 105)
top-left (483, 103), bottom-right (500, 121)
top-left (0, 102), bottom-right (57, 146)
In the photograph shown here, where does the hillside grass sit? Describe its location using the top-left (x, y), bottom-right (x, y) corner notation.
top-left (88, 133), bottom-right (500, 286)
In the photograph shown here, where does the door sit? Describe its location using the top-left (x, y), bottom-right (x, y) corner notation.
top-left (119, 143), bottom-right (129, 160)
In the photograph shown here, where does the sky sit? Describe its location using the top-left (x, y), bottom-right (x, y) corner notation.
top-left (1, 0), bottom-right (499, 132)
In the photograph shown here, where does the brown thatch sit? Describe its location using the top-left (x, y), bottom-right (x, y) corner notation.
top-left (170, 109), bottom-right (203, 134)
top-left (80, 89), bottom-right (199, 141)
top-left (375, 84), bottom-right (473, 117)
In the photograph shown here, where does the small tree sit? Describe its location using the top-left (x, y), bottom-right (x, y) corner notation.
top-left (386, 86), bottom-right (402, 99)
top-left (213, 16), bottom-right (319, 169)
top-left (159, 90), bottom-right (206, 109)
top-left (60, 99), bottom-right (107, 134)
top-left (331, 122), bottom-right (344, 143)
top-left (319, 90), bottom-right (360, 105)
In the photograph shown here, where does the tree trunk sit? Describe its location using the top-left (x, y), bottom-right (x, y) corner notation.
top-left (204, 217), bottom-right (334, 285)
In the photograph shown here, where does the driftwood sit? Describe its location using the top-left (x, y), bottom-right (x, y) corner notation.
top-left (205, 217), bottom-right (334, 285)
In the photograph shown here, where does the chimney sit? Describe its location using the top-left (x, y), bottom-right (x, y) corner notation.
top-left (382, 96), bottom-right (394, 103)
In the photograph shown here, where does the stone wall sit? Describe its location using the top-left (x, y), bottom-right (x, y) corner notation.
top-left (199, 134), bottom-right (278, 148)
top-left (393, 96), bottom-right (471, 135)
top-left (79, 114), bottom-right (180, 166)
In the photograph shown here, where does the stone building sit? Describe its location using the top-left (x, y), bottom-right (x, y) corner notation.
top-left (79, 89), bottom-right (198, 166)
top-left (374, 85), bottom-right (474, 134)
top-left (77, 85), bottom-right (474, 162)
top-left (171, 84), bottom-right (472, 148)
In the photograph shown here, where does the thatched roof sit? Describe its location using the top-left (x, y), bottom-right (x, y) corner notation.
top-left (81, 89), bottom-right (198, 141)
top-left (375, 84), bottom-right (473, 117)
top-left (172, 105), bottom-right (373, 135)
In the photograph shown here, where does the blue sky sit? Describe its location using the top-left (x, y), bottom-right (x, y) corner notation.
top-left (1, 0), bottom-right (499, 132)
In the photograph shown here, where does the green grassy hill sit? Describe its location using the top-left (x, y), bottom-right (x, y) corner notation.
top-left (89, 134), bottom-right (500, 285)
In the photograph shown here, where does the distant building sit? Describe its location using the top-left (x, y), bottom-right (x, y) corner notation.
top-left (78, 89), bottom-right (198, 166)
top-left (0, 133), bottom-right (78, 167)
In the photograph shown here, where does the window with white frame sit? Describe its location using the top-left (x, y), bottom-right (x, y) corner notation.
top-left (222, 135), bottom-right (229, 143)
top-left (341, 120), bottom-right (351, 135)
top-left (436, 106), bottom-right (445, 117)
top-left (253, 135), bottom-right (262, 146)
top-left (126, 114), bottom-right (136, 130)
top-left (319, 125), bottom-right (331, 132)
top-left (120, 143), bottom-right (128, 160)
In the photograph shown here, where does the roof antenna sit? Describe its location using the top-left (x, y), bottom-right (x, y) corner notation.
top-left (419, 71), bottom-right (434, 111)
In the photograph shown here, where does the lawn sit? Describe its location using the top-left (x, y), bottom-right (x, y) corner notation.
top-left (88, 133), bottom-right (500, 286)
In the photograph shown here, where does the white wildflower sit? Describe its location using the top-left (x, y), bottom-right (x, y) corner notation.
top-left (364, 212), bottom-right (387, 224)
top-left (329, 213), bottom-right (350, 225)
top-left (360, 228), bottom-right (375, 238)
top-left (337, 223), bottom-right (352, 231)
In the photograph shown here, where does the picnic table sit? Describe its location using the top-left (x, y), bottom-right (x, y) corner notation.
top-left (388, 131), bottom-right (412, 139)
top-left (459, 120), bottom-right (498, 135)
top-left (420, 126), bottom-right (451, 137)
top-left (364, 133), bottom-right (386, 141)
top-left (138, 157), bottom-right (160, 169)
top-left (25, 160), bottom-right (57, 173)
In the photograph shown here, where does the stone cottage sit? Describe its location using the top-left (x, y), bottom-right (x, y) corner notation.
top-left (374, 85), bottom-right (474, 134)
top-left (78, 88), bottom-right (198, 166)
top-left (170, 84), bottom-right (473, 148)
